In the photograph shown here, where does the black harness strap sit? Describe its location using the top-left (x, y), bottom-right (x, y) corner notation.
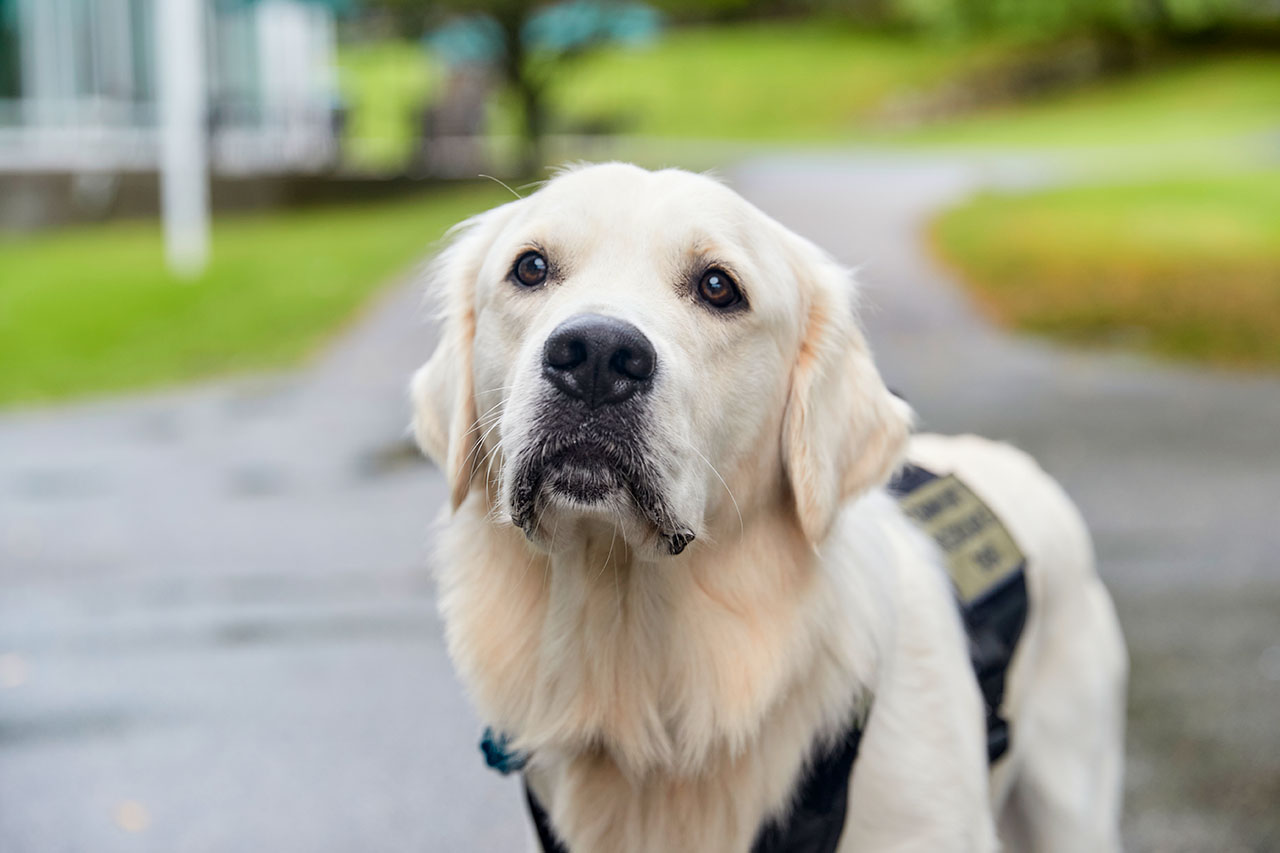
top-left (889, 462), bottom-right (1028, 763)
top-left (748, 722), bottom-right (865, 853)
top-left (525, 784), bottom-right (568, 853)
top-left (965, 572), bottom-right (1028, 762)
top-left (521, 719), bottom-right (864, 853)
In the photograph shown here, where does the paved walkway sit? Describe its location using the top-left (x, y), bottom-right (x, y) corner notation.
top-left (2, 155), bottom-right (1277, 851)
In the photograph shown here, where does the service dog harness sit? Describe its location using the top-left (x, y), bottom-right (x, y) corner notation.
top-left (481, 462), bottom-right (1029, 853)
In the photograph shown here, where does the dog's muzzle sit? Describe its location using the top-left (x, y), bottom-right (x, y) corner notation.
top-left (508, 314), bottom-right (694, 555)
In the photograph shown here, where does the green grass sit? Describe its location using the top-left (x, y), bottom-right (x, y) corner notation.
top-left (338, 25), bottom-right (1280, 161)
top-left (0, 185), bottom-right (507, 407)
top-left (891, 53), bottom-right (1280, 150)
top-left (338, 24), bottom-right (1028, 158)
top-left (337, 40), bottom-right (437, 171)
top-left (931, 173), bottom-right (1280, 368)
top-left (552, 27), bottom-right (1280, 154)
top-left (548, 22), bottom-right (1023, 140)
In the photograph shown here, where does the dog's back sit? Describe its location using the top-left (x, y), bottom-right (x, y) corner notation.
top-left (906, 433), bottom-right (1127, 852)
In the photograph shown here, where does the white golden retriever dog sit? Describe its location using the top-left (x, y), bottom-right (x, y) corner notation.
top-left (411, 163), bottom-right (1127, 852)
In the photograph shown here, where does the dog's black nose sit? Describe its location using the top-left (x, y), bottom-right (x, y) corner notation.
top-left (543, 313), bottom-right (656, 407)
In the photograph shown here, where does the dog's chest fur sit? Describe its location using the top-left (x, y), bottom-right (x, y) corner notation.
top-left (436, 493), bottom-right (907, 851)
top-left (528, 675), bottom-right (855, 852)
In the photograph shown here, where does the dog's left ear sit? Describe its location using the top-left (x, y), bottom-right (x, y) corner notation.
top-left (780, 232), bottom-right (914, 546)
top-left (410, 203), bottom-right (516, 510)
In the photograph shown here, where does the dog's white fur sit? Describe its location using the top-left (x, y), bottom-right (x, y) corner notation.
top-left (411, 163), bottom-right (1127, 852)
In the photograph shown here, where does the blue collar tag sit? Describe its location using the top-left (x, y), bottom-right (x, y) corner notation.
top-left (480, 727), bottom-right (528, 775)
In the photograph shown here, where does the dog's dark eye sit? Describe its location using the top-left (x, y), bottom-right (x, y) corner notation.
top-left (697, 268), bottom-right (741, 309)
top-left (513, 251), bottom-right (548, 287)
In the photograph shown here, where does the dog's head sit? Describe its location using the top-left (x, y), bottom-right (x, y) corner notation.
top-left (412, 163), bottom-right (910, 556)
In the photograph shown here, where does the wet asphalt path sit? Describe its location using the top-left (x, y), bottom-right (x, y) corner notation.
top-left (2, 155), bottom-right (1278, 852)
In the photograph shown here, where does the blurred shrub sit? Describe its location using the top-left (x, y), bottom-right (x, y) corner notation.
top-left (654, 0), bottom-right (1280, 44)
top-left (932, 173), bottom-right (1280, 369)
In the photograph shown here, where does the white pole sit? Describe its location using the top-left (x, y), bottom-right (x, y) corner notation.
top-left (158, 0), bottom-right (210, 278)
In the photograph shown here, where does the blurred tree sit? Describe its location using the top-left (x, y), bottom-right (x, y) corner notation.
top-left (0, 0), bottom-right (18, 99)
top-left (359, 0), bottom-right (1277, 175)
top-left (900, 0), bottom-right (1279, 45)
top-left (363, 0), bottom-right (660, 175)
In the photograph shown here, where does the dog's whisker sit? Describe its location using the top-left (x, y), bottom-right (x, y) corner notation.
top-left (514, 495), bottom-right (551, 588)
top-left (528, 486), bottom-right (552, 537)
top-left (477, 173), bottom-right (523, 200)
top-left (455, 401), bottom-right (507, 473)
top-left (459, 411), bottom-right (507, 477)
top-left (483, 437), bottom-right (506, 488)
top-left (475, 382), bottom-right (520, 397)
top-left (592, 509), bottom-right (620, 586)
top-left (467, 394), bottom-right (508, 430)
top-left (461, 419), bottom-right (502, 473)
top-left (609, 508), bottom-right (623, 614)
top-left (543, 512), bottom-right (562, 591)
top-left (471, 399), bottom-right (507, 434)
top-left (680, 437), bottom-right (744, 540)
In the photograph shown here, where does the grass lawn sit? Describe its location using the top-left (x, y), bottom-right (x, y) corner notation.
top-left (337, 40), bottom-right (437, 171)
top-left (553, 25), bottom-right (1280, 155)
top-left (547, 22), bottom-right (1024, 141)
top-left (339, 24), bottom-right (1034, 159)
top-left (931, 173), bottom-right (1280, 369)
top-left (0, 184), bottom-right (507, 407)
top-left (890, 52), bottom-right (1280, 152)
top-left (339, 24), bottom-right (1280, 176)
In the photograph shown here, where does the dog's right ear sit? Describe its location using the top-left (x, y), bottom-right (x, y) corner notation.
top-left (778, 230), bottom-right (914, 546)
top-left (410, 203), bottom-right (516, 511)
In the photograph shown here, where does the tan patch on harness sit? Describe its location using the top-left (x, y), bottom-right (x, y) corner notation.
top-left (897, 474), bottom-right (1025, 603)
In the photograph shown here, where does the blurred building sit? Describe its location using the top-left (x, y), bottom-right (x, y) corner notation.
top-left (0, 0), bottom-right (343, 176)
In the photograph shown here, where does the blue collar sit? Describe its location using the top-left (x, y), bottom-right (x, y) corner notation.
top-left (480, 727), bottom-right (527, 775)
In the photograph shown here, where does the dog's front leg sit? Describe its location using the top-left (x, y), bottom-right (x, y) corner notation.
top-left (838, 560), bottom-right (998, 852)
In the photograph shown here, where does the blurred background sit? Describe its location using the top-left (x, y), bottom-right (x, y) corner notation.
top-left (1, 0), bottom-right (1278, 850)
